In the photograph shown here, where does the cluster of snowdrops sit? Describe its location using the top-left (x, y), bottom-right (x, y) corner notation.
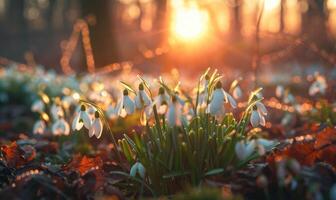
top-left (28, 68), bottom-right (280, 194)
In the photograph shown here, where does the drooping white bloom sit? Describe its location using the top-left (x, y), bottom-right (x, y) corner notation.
top-left (281, 113), bottom-right (293, 126)
top-left (130, 162), bottom-right (145, 179)
top-left (208, 81), bottom-right (237, 116)
top-left (255, 138), bottom-right (276, 156)
top-left (232, 85), bottom-right (242, 100)
top-left (72, 105), bottom-right (92, 131)
top-left (256, 102), bottom-right (267, 116)
top-left (250, 101), bottom-right (267, 127)
top-left (50, 103), bottom-right (64, 120)
top-left (62, 95), bottom-right (75, 110)
top-left (31, 100), bottom-right (44, 113)
top-left (198, 76), bottom-right (209, 107)
top-left (309, 74), bottom-right (327, 96)
top-left (283, 92), bottom-right (295, 104)
top-left (89, 111), bottom-right (103, 139)
top-left (235, 140), bottom-right (256, 160)
top-left (114, 89), bottom-right (136, 118)
top-left (166, 96), bottom-right (182, 127)
top-left (52, 117), bottom-right (70, 136)
top-left (153, 87), bottom-right (170, 115)
top-left (275, 85), bottom-right (284, 98)
top-left (134, 83), bottom-right (152, 109)
top-left (33, 120), bottom-right (46, 135)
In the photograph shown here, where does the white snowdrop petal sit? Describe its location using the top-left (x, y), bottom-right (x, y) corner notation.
top-left (233, 86), bottom-right (242, 99)
top-left (250, 110), bottom-right (260, 127)
top-left (256, 102), bottom-right (267, 116)
top-left (80, 111), bottom-right (92, 129)
top-left (226, 92), bottom-right (237, 108)
top-left (167, 103), bottom-right (177, 127)
top-left (123, 96), bottom-right (135, 114)
top-left (95, 119), bottom-right (103, 139)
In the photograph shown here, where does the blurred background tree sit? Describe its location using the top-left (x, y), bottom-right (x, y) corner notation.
top-left (0, 0), bottom-right (335, 74)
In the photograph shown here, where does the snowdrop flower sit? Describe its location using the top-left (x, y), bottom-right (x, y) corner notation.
top-left (134, 83), bottom-right (152, 109)
top-left (52, 117), bottom-right (70, 136)
top-left (166, 96), bottom-right (182, 127)
top-left (198, 75), bottom-right (210, 107)
top-left (114, 89), bottom-right (136, 117)
top-left (31, 99), bottom-right (44, 113)
top-left (208, 81), bottom-right (237, 116)
top-left (33, 120), bottom-right (46, 135)
top-left (232, 85), bottom-right (242, 100)
top-left (153, 87), bottom-right (170, 115)
top-left (89, 111), bottom-right (103, 139)
top-left (235, 140), bottom-right (256, 160)
top-left (50, 102), bottom-right (64, 120)
top-left (283, 92), bottom-right (295, 104)
top-left (281, 113), bottom-right (293, 126)
top-left (309, 74), bottom-right (327, 96)
top-left (275, 85), bottom-right (284, 98)
top-left (130, 162), bottom-right (145, 179)
top-left (62, 95), bottom-right (75, 110)
top-left (250, 102), bottom-right (267, 127)
top-left (72, 105), bottom-right (92, 131)
top-left (255, 138), bottom-right (276, 156)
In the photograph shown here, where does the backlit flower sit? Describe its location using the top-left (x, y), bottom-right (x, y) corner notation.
top-left (153, 87), bottom-right (170, 115)
top-left (198, 75), bottom-right (209, 107)
top-left (134, 83), bottom-right (152, 109)
top-left (275, 85), bottom-right (284, 98)
top-left (89, 111), bottom-right (103, 139)
top-left (31, 99), bottom-right (44, 113)
top-left (114, 89), bottom-right (136, 117)
top-left (208, 81), bottom-right (237, 116)
top-left (235, 140), bottom-right (256, 161)
top-left (52, 117), bottom-right (70, 136)
top-left (33, 120), bottom-right (46, 135)
top-left (72, 105), bottom-right (92, 131)
top-left (166, 96), bottom-right (182, 127)
top-left (309, 74), bottom-right (327, 96)
top-left (50, 103), bottom-right (64, 120)
top-left (232, 85), bottom-right (242, 100)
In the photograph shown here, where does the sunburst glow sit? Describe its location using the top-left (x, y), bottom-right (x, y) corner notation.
top-left (170, 5), bottom-right (209, 41)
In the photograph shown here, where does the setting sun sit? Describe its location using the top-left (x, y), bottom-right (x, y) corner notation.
top-left (170, 5), bottom-right (209, 41)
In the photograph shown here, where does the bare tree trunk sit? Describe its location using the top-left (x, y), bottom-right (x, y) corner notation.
top-left (279, 0), bottom-right (286, 32)
top-left (81, 0), bottom-right (119, 69)
top-left (231, 0), bottom-right (241, 40)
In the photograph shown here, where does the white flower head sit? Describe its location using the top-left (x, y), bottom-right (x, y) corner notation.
top-left (114, 89), bottom-right (136, 118)
top-left (50, 103), bottom-right (64, 120)
top-left (208, 81), bottom-right (237, 116)
top-left (255, 138), bottom-right (276, 156)
top-left (309, 74), bottom-right (327, 96)
top-left (52, 117), bottom-right (70, 136)
top-left (198, 75), bottom-right (210, 107)
top-left (250, 105), bottom-right (267, 127)
top-left (72, 104), bottom-right (92, 131)
top-left (153, 87), bottom-right (170, 115)
top-left (89, 111), bottom-right (103, 139)
top-left (31, 100), bottom-right (45, 113)
top-left (166, 95), bottom-right (182, 127)
top-left (275, 85), bottom-right (284, 98)
top-left (249, 92), bottom-right (267, 127)
top-left (62, 95), bottom-right (75, 110)
top-left (235, 140), bottom-right (256, 161)
top-left (130, 162), bottom-right (146, 179)
top-left (134, 83), bottom-right (152, 109)
top-left (33, 119), bottom-right (46, 135)
top-left (232, 85), bottom-right (243, 100)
